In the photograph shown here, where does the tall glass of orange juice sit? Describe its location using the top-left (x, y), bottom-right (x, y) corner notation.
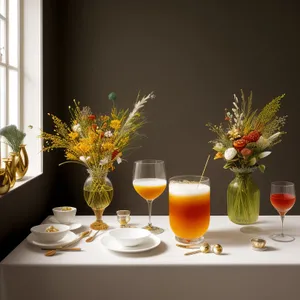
top-left (133, 160), bottom-right (166, 234)
top-left (169, 175), bottom-right (210, 244)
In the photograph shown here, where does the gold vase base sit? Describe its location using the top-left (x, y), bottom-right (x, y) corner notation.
top-left (90, 220), bottom-right (109, 230)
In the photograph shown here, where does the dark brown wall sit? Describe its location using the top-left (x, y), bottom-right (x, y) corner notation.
top-left (55, 0), bottom-right (300, 216)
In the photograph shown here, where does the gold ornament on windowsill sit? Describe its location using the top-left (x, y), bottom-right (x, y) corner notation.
top-left (15, 144), bottom-right (29, 180)
top-left (0, 125), bottom-right (29, 182)
top-left (0, 165), bottom-right (11, 195)
top-left (2, 155), bottom-right (17, 188)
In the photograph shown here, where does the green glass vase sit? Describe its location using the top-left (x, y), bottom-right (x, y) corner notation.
top-left (227, 168), bottom-right (260, 225)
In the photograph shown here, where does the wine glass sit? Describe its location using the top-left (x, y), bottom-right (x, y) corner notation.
top-left (270, 181), bottom-right (296, 242)
top-left (133, 159), bottom-right (166, 234)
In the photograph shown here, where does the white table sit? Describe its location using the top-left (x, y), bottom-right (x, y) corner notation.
top-left (1, 215), bottom-right (300, 300)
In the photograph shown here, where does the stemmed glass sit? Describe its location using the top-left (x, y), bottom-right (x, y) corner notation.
top-left (270, 181), bottom-right (296, 242)
top-left (133, 160), bottom-right (166, 234)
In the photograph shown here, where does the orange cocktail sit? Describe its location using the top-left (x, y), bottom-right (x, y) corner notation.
top-left (169, 176), bottom-right (210, 244)
top-left (133, 178), bottom-right (167, 201)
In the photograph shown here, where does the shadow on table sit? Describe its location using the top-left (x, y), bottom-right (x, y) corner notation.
top-left (205, 228), bottom-right (254, 247)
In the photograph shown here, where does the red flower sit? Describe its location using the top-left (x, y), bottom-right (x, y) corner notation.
top-left (243, 130), bottom-right (261, 143)
top-left (233, 139), bottom-right (247, 151)
top-left (112, 149), bottom-right (119, 160)
top-left (225, 116), bottom-right (230, 121)
top-left (91, 124), bottom-right (97, 131)
top-left (88, 115), bottom-right (96, 121)
top-left (241, 148), bottom-right (252, 157)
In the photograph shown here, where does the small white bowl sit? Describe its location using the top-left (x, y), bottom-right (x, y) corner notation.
top-left (30, 224), bottom-right (70, 243)
top-left (109, 228), bottom-right (151, 247)
top-left (52, 206), bottom-right (77, 224)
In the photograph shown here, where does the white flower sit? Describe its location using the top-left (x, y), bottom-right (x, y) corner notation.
top-left (249, 157), bottom-right (257, 166)
top-left (104, 130), bottom-right (113, 138)
top-left (80, 156), bottom-right (90, 164)
top-left (117, 157), bottom-right (122, 164)
top-left (100, 158), bottom-right (109, 166)
top-left (256, 136), bottom-right (270, 150)
top-left (268, 132), bottom-right (281, 142)
top-left (224, 148), bottom-right (237, 161)
top-left (72, 124), bottom-right (81, 132)
top-left (213, 143), bottom-right (224, 152)
top-left (258, 151), bottom-right (271, 159)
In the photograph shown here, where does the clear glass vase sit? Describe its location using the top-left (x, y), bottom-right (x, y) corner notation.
top-left (227, 168), bottom-right (260, 225)
top-left (83, 170), bottom-right (113, 230)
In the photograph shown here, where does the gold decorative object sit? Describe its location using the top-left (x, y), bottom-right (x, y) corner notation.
top-left (0, 165), bottom-right (11, 195)
top-left (2, 154), bottom-right (17, 188)
top-left (15, 144), bottom-right (29, 180)
top-left (212, 244), bottom-right (223, 255)
top-left (199, 242), bottom-right (211, 253)
top-left (250, 238), bottom-right (266, 249)
top-left (116, 210), bottom-right (131, 228)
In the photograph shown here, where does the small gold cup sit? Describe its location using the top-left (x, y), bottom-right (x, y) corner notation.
top-left (116, 210), bottom-right (131, 228)
top-left (250, 237), bottom-right (266, 249)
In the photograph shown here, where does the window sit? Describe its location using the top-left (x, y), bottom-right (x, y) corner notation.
top-left (1, 0), bottom-right (42, 179)
top-left (0, 0), bottom-right (20, 160)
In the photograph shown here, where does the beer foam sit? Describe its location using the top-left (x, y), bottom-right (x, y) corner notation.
top-left (169, 182), bottom-right (210, 196)
top-left (133, 178), bottom-right (167, 187)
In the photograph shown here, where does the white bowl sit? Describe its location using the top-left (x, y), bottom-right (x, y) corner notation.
top-left (109, 228), bottom-right (151, 247)
top-left (30, 224), bottom-right (70, 243)
top-left (52, 206), bottom-right (77, 224)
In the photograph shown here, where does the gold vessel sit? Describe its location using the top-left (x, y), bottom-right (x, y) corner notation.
top-left (3, 153), bottom-right (17, 188)
top-left (0, 165), bottom-right (11, 195)
top-left (15, 144), bottom-right (29, 180)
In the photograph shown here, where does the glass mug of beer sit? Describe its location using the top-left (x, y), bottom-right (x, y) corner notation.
top-left (169, 175), bottom-right (210, 244)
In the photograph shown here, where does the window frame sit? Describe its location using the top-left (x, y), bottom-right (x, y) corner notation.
top-left (0, 0), bottom-right (43, 191)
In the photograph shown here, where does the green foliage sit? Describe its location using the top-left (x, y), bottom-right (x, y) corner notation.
top-left (0, 125), bottom-right (26, 152)
top-left (254, 94), bottom-right (285, 132)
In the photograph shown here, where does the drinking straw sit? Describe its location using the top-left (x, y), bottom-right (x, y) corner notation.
top-left (199, 155), bottom-right (210, 185)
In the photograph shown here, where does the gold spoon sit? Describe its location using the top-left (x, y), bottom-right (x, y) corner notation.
top-left (44, 247), bottom-right (82, 257)
top-left (86, 230), bottom-right (101, 243)
top-left (44, 230), bottom-right (91, 257)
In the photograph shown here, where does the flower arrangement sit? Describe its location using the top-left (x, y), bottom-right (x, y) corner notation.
top-left (41, 91), bottom-right (155, 174)
top-left (207, 90), bottom-right (287, 225)
top-left (41, 91), bottom-right (154, 230)
top-left (207, 90), bottom-right (287, 172)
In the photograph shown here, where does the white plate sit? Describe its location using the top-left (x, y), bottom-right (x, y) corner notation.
top-left (46, 216), bottom-right (82, 231)
top-left (27, 231), bottom-right (77, 249)
top-left (100, 233), bottom-right (160, 253)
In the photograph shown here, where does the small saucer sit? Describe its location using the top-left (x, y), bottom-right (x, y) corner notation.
top-left (252, 246), bottom-right (267, 251)
top-left (47, 216), bottom-right (81, 231)
top-left (100, 233), bottom-right (160, 253)
top-left (27, 231), bottom-right (77, 249)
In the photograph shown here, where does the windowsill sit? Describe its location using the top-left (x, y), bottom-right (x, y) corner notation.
top-left (0, 172), bottom-right (42, 198)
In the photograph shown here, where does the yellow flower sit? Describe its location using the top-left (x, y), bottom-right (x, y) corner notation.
top-left (88, 130), bottom-right (98, 143)
top-left (101, 115), bottom-right (110, 122)
top-left (65, 152), bottom-right (78, 160)
top-left (74, 142), bottom-right (92, 154)
top-left (69, 132), bottom-right (79, 140)
top-left (102, 142), bottom-right (114, 151)
top-left (110, 120), bottom-right (121, 130)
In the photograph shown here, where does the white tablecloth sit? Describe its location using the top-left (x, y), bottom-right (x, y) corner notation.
top-left (1, 215), bottom-right (300, 300)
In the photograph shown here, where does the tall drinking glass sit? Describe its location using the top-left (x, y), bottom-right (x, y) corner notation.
top-left (169, 175), bottom-right (210, 244)
top-left (270, 181), bottom-right (296, 242)
top-left (133, 160), bottom-right (166, 234)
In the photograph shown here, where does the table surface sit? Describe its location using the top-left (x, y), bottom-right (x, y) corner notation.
top-left (2, 215), bottom-right (300, 266)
